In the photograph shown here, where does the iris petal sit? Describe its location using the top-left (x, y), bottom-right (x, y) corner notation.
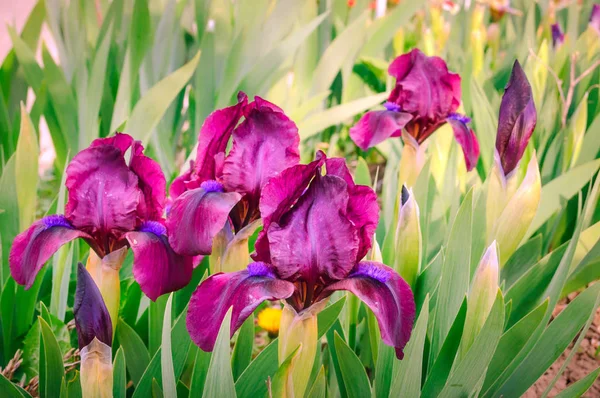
top-left (267, 175), bottom-right (359, 282)
top-left (349, 110), bottom-right (412, 150)
top-left (126, 224), bottom-right (193, 301)
top-left (447, 115), bottom-right (480, 171)
top-left (166, 186), bottom-right (242, 256)
top-left (186, 264), bottom-right (294, 351)
top-left (65, 142), bottom-right (141, 239)
top-left (253, 156), bottom-right (325, 263)
top-left (322, 261), bottom-right (415, 359)
top-left (74, 263), bottom-right (113, 348)
top-left (130, 141), bottom-right (166, 221)
top-left (194, 92), bottom-right (248, 183)
top-left (9, 215), bottom-right (91, 289)
top-left (222, 96), bottom-right (300, 205)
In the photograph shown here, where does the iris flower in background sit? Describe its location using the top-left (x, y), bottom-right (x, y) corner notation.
top-left (551, 23), bottom-right (565, 49)
top-left (166, 92), bottom-right (300, 272)
top-left (349, 48), bottom-right (479, 185)
top-left (186, 151), bottom-right (415, 362)
top-left (9, 133), bottom-right (192, 323)
top-left (487, 60), bottom-right (540, 265)
top-left (590, 4), bottom-right (600, 34)
top-left (74, 263), bottom-right (113, 398)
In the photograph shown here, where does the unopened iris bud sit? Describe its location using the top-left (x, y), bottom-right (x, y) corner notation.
top-left (487, 60), bottom-right (539, 265)
top-left (551, 23), bottom-right (565, 49)
top-left (278, 301), bottom-right (326, 398)
top-left (459, 242), bottom-right (499, 359)
top-left (210, 220), bottom-right (261, 273)
top-left (590, 4), bottom-right (600, 35)
top-left (74, 263), bottom-right (113, 398)
top-left (86, 246), bottom-right (127, 335)
top-left (393, 186), bottom-right (422, 288)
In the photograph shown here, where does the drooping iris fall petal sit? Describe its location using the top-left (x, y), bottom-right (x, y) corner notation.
top-left (348, 110), bottom-right (412, 151)
top-left (186, 262), bottom-right (294, 351)
top-left (194, 92), bottom-right (248, 183)
top-left (65, 140), bottom-right (141, 242)
top-left (126, 221), bottom-right (193, 301)
top-left (495, 60), bottom-right (537, 175)
top-left (130, 141), bottom-right (166, 221)
top-left (267, 175), bottom-right (359, 282)
top-left (323, 261), bottom-right (416, 359)
top-left (9, 215), bottom-right (91, 289)
top-left (74, 263), bottom-right (113, 348)
top-left (447, 114), bottom-right (480, 171)
top-left (166, 181), bottom-right (242, 256)
top-left (221, 96), bottom-right (300, 205)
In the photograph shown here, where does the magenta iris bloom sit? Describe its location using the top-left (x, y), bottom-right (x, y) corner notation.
top-left (9, 133), bottom-right (192, 301)
top-left (186, 152), bottom-right (415, 359)
top-left (495, 60), bottom-right (537, 176)
top-left (350, 48), bottom-right (480, 171)
top-left (166, 92), bottom-right (300, 256)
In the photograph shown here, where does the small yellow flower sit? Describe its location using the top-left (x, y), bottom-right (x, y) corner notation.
top-left (258, 307), bottom-right (282, 335)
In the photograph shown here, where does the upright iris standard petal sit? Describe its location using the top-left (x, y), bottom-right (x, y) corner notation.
top-left (65, 141), bottom-right (141, 242)
top-left (126, 221), bottom-right (193, 301)
top-left (90, 133), bottom-right (133, 155)
top-left (221, 96), bottom-right (300, 204)
top-left (323, 262), bottom-right (415, 359)
top-left (9, 215), bottom-right (91, 288)
top-left (254, 157), bottom-right (325, 263)
top-left (186, 262), bottom-right (294, 351)
top-left (349, 110), bottom-right (413, 150)
top-left (324, 158), bottom-right (379, 261)
top-left (495, 60), bottom-right (537, 175)
top-left (74, 263), bottom-right (113, 348)
top-left (447, 114), bottom-right (480, 171)
top-left (194, 93), bottom-right (248, 183)
top-left (166, 181), bottom-right (242, 256)
top-left (267, 175), bottom-right (359, 282)
top-left (130, 141), bottom-right (166, 221)
top-left (388, 49), bottom-right (461, 127)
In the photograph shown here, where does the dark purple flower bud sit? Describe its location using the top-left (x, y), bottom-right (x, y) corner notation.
top-left (590, 4), bottom-right (600, 34)
top-left (187, 152), bottom-right (415, 359)
top-left (551, 23), bottom-right (565, 48)
top-left (74, 263), bottom-right (113, 348)
top-left (496, 60), bottom-right (537, 175)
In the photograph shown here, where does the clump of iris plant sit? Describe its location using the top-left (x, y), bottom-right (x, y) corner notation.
top-left (9, 134), bottom-right (192, 326)
top-left (185, 151), bottom-right (415, 396)
top-left (349, 48), bottom-right (479, 186)
top-left (166, 92), bottom-right (300, 273)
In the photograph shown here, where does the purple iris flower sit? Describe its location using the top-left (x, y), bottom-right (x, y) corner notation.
top-left (350, 48), bottom-right (480, 171)
top-left (166, 92), bottom-right (300, 256)
top-left (9, 133), bottom-right (193, 301)
top-left (495, 60), bottom-right (537, 176)
top-left (551, 23), bottom-right (565, 48)
top-left (590, 4), bottom-right (600, 34)
top-left (186, 152), bottom-right (416, 359)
